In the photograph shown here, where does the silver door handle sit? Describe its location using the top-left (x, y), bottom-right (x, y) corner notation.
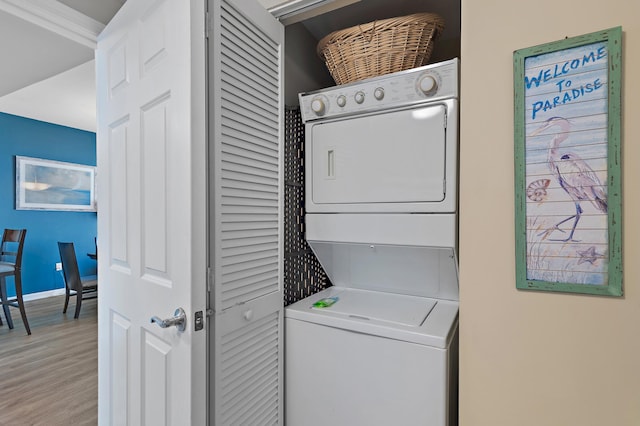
top-left (151, 308), bottom-right (186, 332)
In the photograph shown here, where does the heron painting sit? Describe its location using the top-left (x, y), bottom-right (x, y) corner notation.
top-left (530, 116), bottom-right (607, 242)
top-left (514, 27), bottom-right (622, 295)
top-left (516, 37), bottom-right (618, 288)
top-left (524, 113), bottom-right (609, 285)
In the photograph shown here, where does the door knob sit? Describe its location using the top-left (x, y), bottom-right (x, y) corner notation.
top-left (243, 309), bottom-right (253, 321)
top-left (151, 308), bottom-right (187, 332)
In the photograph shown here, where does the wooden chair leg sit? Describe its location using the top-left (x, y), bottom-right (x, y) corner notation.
top-left (63, 287), bottom-right (70, 314)
top-left (14, 273), bottom-right (31, 335)
top-left (0, 277), bottom-right (5, 326)
top-left (0, 277), bottom-right (14, 330)
top-left (74, 292), bottom-right (82, 319)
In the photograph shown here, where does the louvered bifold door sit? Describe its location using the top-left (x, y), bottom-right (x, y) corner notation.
top-left (209, 1), bottom-right (284, 425)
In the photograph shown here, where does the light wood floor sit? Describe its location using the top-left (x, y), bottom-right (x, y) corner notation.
top-left (0, 295), bottom-right (97, 425)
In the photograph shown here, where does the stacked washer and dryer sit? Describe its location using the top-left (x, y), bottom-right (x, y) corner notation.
top-left (285, 59), bottom-right (460, 426)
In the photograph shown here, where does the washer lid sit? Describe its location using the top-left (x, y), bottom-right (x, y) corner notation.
top-left (286, 287), bottom-right (459, 348)
top-left (311, 288), bottom-right (436, 327)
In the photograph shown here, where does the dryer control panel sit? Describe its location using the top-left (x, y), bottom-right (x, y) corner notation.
top-left (299, 58), bottom-right (459, 122)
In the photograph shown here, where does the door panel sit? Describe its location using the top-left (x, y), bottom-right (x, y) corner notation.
top-left (96, 0), bottom-right (207, 424)
top-left (219, 309), bottom-right (280, 424)
top-left (108, 119), bottom-right (130, 265)
top-left (141, 97), bottom-right (170, 277)
top-left (110, 312), bottom-right (130, 425)
top-left (209, 0), bottom-right (284, 424)
top-left (142, 330), bottom-right (172, 424)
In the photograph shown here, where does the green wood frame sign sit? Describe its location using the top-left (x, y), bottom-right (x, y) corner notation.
top-left (514, 27), bottom-right (622, 296)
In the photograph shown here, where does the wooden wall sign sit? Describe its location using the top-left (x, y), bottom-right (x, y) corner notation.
top-left (514, 27), bottom-right (622, 296)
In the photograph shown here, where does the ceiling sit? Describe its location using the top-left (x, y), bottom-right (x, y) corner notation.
top-left (0, 0), bottom-right (458, 133)
top-left (0, 0), bottom-right (124, 132)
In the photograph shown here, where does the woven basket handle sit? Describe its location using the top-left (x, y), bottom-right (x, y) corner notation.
top-left (358, 20), bottom-right (377, 43)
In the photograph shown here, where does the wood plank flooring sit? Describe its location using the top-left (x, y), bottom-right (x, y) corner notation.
top-left (0, 295), bottom-right (97, 425)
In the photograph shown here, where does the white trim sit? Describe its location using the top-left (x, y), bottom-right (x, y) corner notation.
top-left (0, 0), bottom-right (104, 49)
top-left (266, 0), bottom-right (360, 24)
top-left (267, 0), bottom-right (327, 16)
top-left (23, 288), bottom-right (66, 302)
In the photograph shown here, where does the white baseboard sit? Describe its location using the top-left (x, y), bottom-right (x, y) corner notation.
top-left (23, 288), bottom-right (66, 302)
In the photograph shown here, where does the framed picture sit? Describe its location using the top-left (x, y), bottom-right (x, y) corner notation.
top-left (15, 156), bottom-right (97, 212)
top-left (513, 27), bottom-right (622, 296)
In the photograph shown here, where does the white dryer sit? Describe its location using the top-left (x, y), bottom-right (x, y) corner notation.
top-left (287, 59), bottom-right (459, 426)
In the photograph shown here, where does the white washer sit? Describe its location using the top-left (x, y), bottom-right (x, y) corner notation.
top-left (289, 59), bottom-right (460, 426)
top-left (286, 287), bottom-right (458, 426)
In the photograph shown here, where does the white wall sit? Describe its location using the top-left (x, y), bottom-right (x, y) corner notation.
top-left (284, 22), bottom-right (334, 105)
top-left (459, 1), bottom-right (640, 425)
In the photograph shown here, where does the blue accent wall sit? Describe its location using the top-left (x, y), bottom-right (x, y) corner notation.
top-left (0, 112), bottom-right (97, 296)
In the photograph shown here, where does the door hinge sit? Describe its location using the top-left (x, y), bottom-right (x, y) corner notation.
top-left (194, 310), bottom-right (204, 331)
top-left (444, 111), bottom-right (448, 129)
top-left (205, 11), bottom-right (210, 39)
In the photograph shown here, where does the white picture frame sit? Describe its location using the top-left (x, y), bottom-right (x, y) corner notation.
top-left (15, 156), bottom-right (97, 212)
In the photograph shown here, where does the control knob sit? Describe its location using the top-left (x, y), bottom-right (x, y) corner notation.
top-left (374, 87), bottom-right (385, 100)
top-left (354, 91), bottom-right (365, 104)
top-left (311, 97), bottom-right (326, 115)
top-left (418, 75), bottom-right (438, 94)
top-left (336, 95), bottom-right (347, 107)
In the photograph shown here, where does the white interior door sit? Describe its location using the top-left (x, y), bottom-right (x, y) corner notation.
top-left (96, 0), bottom-right (207, 424)
top-left (208, 1), bottom-right (284, 424)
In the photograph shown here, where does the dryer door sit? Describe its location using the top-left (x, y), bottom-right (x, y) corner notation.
top-left (307, 103), bottom-right (447, 212)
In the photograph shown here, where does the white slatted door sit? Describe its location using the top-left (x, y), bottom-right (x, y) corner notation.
top-left (96, 0), bottom-right (207, 424)
top-left (208, 1), bottom-right (284, 424)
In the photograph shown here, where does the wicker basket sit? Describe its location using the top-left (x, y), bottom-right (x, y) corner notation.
top-left (317, 13), bottom-right (445, 86)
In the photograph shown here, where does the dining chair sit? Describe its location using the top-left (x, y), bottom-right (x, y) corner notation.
top-left (0, 228), bottom-right (30, 335)
top-left (58, 242), bottom-right (98, 319)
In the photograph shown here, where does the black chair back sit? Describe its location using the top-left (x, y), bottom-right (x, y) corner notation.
top-left (58, 242), bottom-right (82, 293)
top-left (0, 228), bottom-right (30, 334)
top-left (0, 229), bottom-right (27, 269)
